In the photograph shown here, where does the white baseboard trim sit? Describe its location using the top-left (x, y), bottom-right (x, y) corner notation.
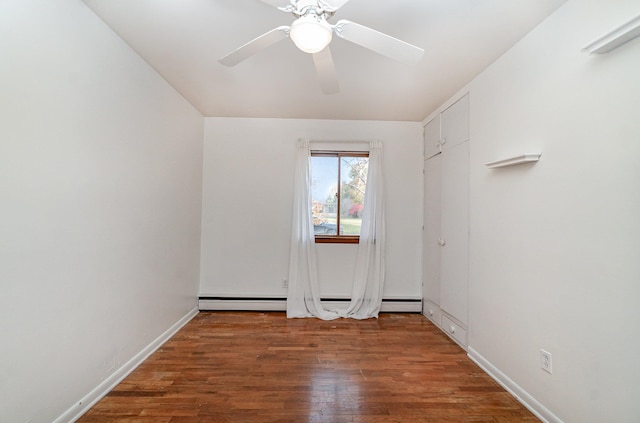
top-left (198, 297), bottom-right (422, 313)
top-left (199, 298), bottom-right (286, 311)
top-left (467, 347), bottom-right (563, 423)
top-left (55, 307), bottom-right (199, 423)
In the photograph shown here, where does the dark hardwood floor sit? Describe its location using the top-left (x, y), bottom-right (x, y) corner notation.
top-left (78, 312), bottom-right (539, 422)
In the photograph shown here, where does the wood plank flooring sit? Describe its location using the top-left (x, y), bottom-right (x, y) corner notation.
top-left (78, 312), bottom-right (539, 422)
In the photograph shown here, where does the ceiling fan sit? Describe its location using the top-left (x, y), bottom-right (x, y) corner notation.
top-left (218, 0), bottom-right (424, 94)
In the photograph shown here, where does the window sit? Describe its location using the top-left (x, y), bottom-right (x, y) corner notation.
top-left (310, 150), bottom-right (369, 243)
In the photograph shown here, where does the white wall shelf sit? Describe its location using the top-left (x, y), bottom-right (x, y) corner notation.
top-left (582, 14), bottom-right (640, 54)
top-left (485, 153), bottom-right (541, 169)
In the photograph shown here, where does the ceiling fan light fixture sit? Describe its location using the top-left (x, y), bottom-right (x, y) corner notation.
top-left (290, 15), bottom-right (333, 54)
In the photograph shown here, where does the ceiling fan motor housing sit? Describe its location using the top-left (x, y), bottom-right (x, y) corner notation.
top-left (289, 0), bottom-right (336, 19)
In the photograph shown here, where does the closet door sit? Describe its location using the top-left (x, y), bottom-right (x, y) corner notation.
top-left (424, 114), bottom-right (441, 159)
top-left (423, 154), bottom-right (441, 307)
top-left (440, 93), bottom-right (469, 151)
top-left (440, 141), bottom-right (469, 326)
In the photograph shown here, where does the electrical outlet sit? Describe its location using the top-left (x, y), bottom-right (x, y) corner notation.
top-left (540, 349), bottom-right (552, 374)
top-left (282, 278), bottom-right (288, 288)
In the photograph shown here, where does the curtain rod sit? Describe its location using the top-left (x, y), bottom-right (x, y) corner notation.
top-left (308, 139), bottom-right (375, 149)
top-left (305, 139), bottom-right (379, 144)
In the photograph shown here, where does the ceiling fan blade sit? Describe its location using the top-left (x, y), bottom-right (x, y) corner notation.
top-left (333, 19), bottom-right (424, 65)
top-left (257, 0), bottom-right (292, 8)
top-left (319, 0), bottom-right (351, 11)
top-left (312, 46), bottom-right (340, 95)
top-left (218, 26), bottom-right (290, 67)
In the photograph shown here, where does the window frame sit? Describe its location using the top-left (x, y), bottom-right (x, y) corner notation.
top-left (310, 150), bottom-right (369, 244)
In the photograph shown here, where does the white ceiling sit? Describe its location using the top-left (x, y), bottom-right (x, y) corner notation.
top-left (83, 0), bottom-right (567, 122)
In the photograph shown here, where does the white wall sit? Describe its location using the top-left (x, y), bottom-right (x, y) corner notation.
top-left (200, 118), bottom-right (422, 299)
top-left (434, 1), bottom-right (639, 421)
top-left (0, 1), bottom-right (203, 422)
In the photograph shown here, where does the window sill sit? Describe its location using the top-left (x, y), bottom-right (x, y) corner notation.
top-left (314, 236), bottom-right (360, 244)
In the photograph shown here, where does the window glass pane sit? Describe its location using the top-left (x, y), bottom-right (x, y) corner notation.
top-left (311, 156), bottom-right (338, 235)
top-left (340, 156), bottom-right (369, 236)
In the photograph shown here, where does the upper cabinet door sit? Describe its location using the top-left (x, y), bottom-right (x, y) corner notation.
top-left (440, 93), bottom-right (469, 151)
top-left (424, 114), bottom-right (441, 160)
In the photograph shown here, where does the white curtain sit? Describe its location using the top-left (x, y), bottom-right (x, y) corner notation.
top-left (338, 141), bottom-right (385, 319)
top-left (286, 140), bottom-right (385, 320)
top-left (286, 140), bottom-right (338, 320)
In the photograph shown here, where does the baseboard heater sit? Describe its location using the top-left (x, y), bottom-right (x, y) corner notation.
top-left (199, 296), bottom-right (422, 313)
